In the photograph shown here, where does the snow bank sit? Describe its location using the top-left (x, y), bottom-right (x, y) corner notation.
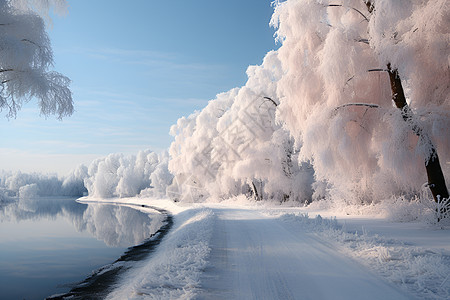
top-left (279, 213), bottom-right (450, 299)
top-left (107, 208), bottom-right (214, 299)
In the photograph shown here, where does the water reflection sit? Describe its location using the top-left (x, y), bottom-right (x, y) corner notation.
top-left (0, 197), bottom-right (165, 300)
top-left (0, 197), bottom-right (164, 247)
top-left (82, 203), bottom-right (165, 246)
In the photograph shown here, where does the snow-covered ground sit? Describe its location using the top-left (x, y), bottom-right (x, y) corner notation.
top-left (81, 197), bottom-right (450, 300)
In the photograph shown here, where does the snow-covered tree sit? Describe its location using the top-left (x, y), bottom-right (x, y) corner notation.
top-left (271, 0), bottom-right (449, 207)
top-left (62, 164), bottom-right (88, 196)
top-left (0, 0), bottom-right (72, 119)
top-left (169, 51), bottom-right (314, 203)
top-left (168, 89), bottom-right (237, 202)
top-left (0, 169), bottom-right (87, 197)
top-left (84, 150), bottom-right (172, 198)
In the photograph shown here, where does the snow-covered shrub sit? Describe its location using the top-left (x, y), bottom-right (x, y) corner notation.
top-left (378, 195), bottom-right (432, 223)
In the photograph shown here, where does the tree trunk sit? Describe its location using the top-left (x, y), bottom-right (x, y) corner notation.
top-left (251, 180), bottom-right (262, 201)
top-left (332, 1), bottom-right (448, 217)
top-left (387, 65), bottom-right (449, 217)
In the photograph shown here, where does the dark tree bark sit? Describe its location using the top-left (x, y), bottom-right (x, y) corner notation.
top-left (363, 1), bottom-right (448, 218)
top-left (387, 65), bottom-right (449, 213)
top-left (251, 180), bottom-right (262, 201)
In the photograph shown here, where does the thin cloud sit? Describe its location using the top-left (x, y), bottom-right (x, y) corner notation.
top-left (61, 46), bottom-right (225, 73)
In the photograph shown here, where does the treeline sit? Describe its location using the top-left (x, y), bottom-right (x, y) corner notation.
top-left (168, 0), bottom-right (449, 207)
top-left (0, 150), bottom-right (171, 200)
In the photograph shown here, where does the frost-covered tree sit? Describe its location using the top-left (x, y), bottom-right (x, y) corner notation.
top-left (61, 164), bottom-right (88, 196)
top-left (271, 0), bottom-right (449, 208)
top-left (168, 89), bottom-right (237, 202)
top-left (0, 0), bottom-right (73, 118)
top-left (0, 169), bottom-right (86, 197)
top-left (84, 150), bottom-right (172, 198)
top-left (168, 51), bottom-right (314, 203)
top-left (214, 51), bottom-right (314, 203)
top-left (366, 0), bottom-right (449, 214)
top-left (167, 0), bottom-right (448, 213)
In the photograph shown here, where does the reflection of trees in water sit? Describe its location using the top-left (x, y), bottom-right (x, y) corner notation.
top-left (83, 204), bottom-right (164, 247)
top-left (0, 198), bottom-right (163, 247)
top-left (0, 197), bottom-right (86, 222)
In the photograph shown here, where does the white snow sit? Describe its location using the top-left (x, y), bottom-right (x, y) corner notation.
top-left (276, 212), bottom-right (450, 299)
top-left (199, 209), bottom-right (409, 300)
top-left (85, 197), bottom-right (449, 300)
top-left (106, 205), bottom-right (214, 299)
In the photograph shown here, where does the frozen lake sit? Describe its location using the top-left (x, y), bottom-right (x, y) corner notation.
top-left (0, 197), bottom-right (164, 300)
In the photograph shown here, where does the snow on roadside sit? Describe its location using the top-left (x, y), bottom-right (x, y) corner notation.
top-left (106, 207), bottom-right (215, 300)
top-left (81, 196), bottom-right (449, 299)
top-left (278, 213), bottom-right (450, 300)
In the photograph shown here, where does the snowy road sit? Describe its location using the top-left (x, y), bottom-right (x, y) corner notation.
top-left (198, 208), bottom-right (412, 300)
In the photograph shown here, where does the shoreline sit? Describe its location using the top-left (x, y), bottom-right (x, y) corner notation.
top-left (47, 201), bottom-right (173, 300)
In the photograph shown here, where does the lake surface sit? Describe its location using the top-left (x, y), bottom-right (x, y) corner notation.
top-left (0, 197), bottom-right (164, 300)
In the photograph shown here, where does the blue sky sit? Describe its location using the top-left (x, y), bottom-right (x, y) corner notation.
top-left (0, 0), bottom-right (277, 175)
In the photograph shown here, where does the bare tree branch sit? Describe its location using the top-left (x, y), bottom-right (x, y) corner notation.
top-left (261, 96), bottom-right (279, 107)
top-left (327, 4), bottom-right (369, 22)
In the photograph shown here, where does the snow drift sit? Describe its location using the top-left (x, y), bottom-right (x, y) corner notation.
top-left (107, 208), bottom-right (214, 299)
